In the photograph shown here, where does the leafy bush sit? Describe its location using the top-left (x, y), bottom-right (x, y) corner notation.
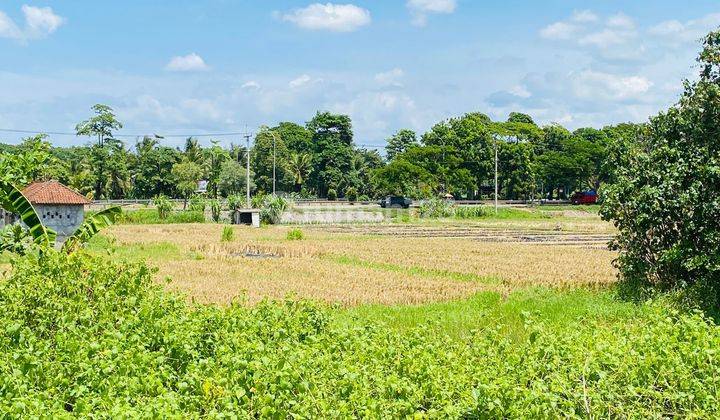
top-left (601, 31), bottom-right (720, 303)
top-left (257, 195), bottom-right (290, 225)
top-left (221, 226), bottom-right (234, 242)
top-left (418, 198), bottom-right (454, 218)
top-left (188, 195), bottom-right (206, 212)
top-left (209, 199), bottom-right (221, 223)
top-left (153, 195), bottom-right (173, 220)
top-left (117, 209), bottom-right (205, 224)
top-left (358, 194), bottom-right (370, 202)
top-left (0, 224), bottom-right (33, 255)
top-left (226, 194), bottom-right (244, 211)
top-left (326, 188), bottom-right (337, 201)
top-left (345, 187), bottom-right (358, 203)
top-left (1, 252), bottom-right (720, 417)
top-left (286, 228), bottom-right (304, 240)
top-left (454, 205), bottom-right (489, 219)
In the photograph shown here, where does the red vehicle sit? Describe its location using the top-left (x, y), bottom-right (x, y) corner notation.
top-left (571, 190), bottom-right (598, 205)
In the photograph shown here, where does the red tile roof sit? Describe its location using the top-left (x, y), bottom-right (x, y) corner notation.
top-left (22, 181), bottom-right (91, 205)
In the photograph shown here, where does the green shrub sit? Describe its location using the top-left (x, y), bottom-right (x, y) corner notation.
top-left (345, 187), bottom-right (358, 203)
top-left (326, 188), bottom-right (337, 201)
top-left (418, 198), bottom-right (454, 218)
top-left (117, 209), bottom-right (205, 224)
top-left (258, 195), bottom-right (290, 225)
top-left (1, 252), bottom-right (720, 417)
top-left (188, 195), bottom-right (206, 212)
top-left (358, 194), bottom-right (370, 202)
top-left (286, 228), bottom-right (304, 240)
top-left (221, 226), bottom-right (234, 242)
top-left (153, 195), bottom-right (173, 220)
top-left (0, 224), bottom-right (33, 255)
top-left (209, 199), bottom-right (221, 223)
top-left (454, 205), bottom-right (488, 219)
top-left (601, 31), bottom-right (720, 303)
top-left (226, 194), bottom-right (244, 211)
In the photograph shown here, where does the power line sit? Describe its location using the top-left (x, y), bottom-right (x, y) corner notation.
top-left (0, 127), bottom-right (253, 138)
top-left (0, 127), bottom-right (388, 148)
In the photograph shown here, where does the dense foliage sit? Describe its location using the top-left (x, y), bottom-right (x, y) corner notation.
top-left (601, 30), bottom-right (720, 302)
top-left (0, 105), bottom-right (631, 202)
top-left (0, 252), bottom-right (719, 417)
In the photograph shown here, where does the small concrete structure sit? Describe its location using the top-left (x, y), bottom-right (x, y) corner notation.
top-left (22, 181), bottom-right (91, 242)
top-left (232, 208), bottom-right (260, 228)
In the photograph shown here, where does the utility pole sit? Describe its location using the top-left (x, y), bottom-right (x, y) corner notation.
top-left (494, 135), bottom-right (499, 215)
top-left (245, 132), bottom-right (252, 208)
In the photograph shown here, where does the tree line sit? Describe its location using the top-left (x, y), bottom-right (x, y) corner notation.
top-left (0, 104), bottom-right (639, 202)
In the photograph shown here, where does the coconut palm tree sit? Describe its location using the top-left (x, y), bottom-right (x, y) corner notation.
top-left (287, 153), bottom-right (312, 193)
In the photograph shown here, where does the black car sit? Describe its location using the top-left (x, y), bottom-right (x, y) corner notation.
top-left (379, 196), bottom-right (412, 209)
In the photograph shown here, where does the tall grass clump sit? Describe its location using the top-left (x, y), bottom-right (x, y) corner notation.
top-left (117, 209), bottom-right (205, 224)
top-left (188, 195), bottom-right (206, 212)
top-left (1, 252), bottom-right (720, 417)
top-left (418, 198), bottom-right (454, 218)
top-left (209, 199), bottom-right (221, 223)
top-left (221, 226), bottom-right (234, 242)
top-left (153, 195), bottom-right (173, 220)
top-left (454, 205), bottom-right (489, 219)
top-left (255, 195), bottom-right (291, 224)
top-left (286, 228), bottom-right (304, 240)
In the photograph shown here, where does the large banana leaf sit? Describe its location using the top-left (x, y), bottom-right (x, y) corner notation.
top-left (62, 206), bottom-right (121, 253)
top-left (0, 180), bottom-right (55, 248)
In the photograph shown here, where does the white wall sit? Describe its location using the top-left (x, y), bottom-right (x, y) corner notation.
top-left (36, 204), bottom-right (85, 239)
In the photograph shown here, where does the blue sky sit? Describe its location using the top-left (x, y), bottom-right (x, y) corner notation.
top-left (0, 1), bottom-right (718, 148)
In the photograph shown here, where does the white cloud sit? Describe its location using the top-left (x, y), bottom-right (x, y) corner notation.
top-left (571, 10), bottom-right (598, 23)
top-left (508, 85), bottom-right (531, 98)
top-left (406, 0), bottom-right (456, 26)
top-left (541, 10), bottom-right (638, 51)
top-left (374, 68), bottom-right (404, 86)
top-left (578, 29), bottom-right (634, 47)
top-left (289, 74), bottom-right (312, 88)
top-left (540, 22), bottom-right (578, 40)
top-left (649, 13), bottom-right (720, 45)
top-left (165, 53), bottom-right (209, 72)
top-left (241, 81), bottom-right (260, 90)
top-left (22, 5), bottom-right (65, 38)
top-left (0, 5), bottom-right (65, 41)
top-left (280, 3), bottom-right (371, 32)
top-left (573, 70), bottom-right (652, 100)
top-left (607, 13), bottom-right (635, 30)
top-left (0, 11), bottom-right (22, 39)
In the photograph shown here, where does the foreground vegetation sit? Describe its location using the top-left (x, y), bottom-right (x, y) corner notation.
top-left (1, 251), bottom-right (718, 417)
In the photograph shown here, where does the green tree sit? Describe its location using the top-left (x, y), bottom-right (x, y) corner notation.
top-left (253, 127), bottom-right (292, 193)
top-left (75, 104), bottom-right (123, 147)
top-left (601, 30), bottom-right (720, 302)
top-left (171, 161), bottom-right (203, 209)
top-left (507, 112), bottom-right (535, 125)
top-left (132, 138), bottom-right (181, 198)
top-left (75, 104), bottom-right (123, 199)
top-left (287, 153), bottom-right (312, 193)
top-left (219, 159), bottom-right (252, 197)
top-left (306, 112), bottom-right (355, 197)
top-left (204, 141), bottom-right (229, 198)
top-left (385, 129), bottom-right (418, 161)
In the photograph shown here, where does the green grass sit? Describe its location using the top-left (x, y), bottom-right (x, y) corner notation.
top-left (343, 287), bottom-right (640, 340)
top-left (116, 209), bottom-right (205, 225)
top-left (327, 254), bottom-right (501, 284)
top-left (0, 252), bottom-right (10, 264)
top-left (85, 234), bottom-right (185, 262)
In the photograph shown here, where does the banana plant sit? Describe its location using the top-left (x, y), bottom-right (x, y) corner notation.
top-left (0, 180), bottom-right (120, 254)
top-left (61, 206), bottom-right (121, 253)
top-left (0, 181), bottom-right (55, 248)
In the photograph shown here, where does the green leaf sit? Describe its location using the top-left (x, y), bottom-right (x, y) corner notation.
top-left (62, 206), bottom-right (121, 253)
top-left (0, 180), bottom-right (55, 248)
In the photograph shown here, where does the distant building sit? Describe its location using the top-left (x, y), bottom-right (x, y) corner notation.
top-left (21, 181), bottom-right (91, 242)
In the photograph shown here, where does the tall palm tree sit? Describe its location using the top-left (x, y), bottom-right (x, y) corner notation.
top-left (287, 153), bottom-right (312, 193)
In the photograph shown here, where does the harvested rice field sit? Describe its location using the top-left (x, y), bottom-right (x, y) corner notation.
top-left (92, 213), bottom-right (617, 306)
